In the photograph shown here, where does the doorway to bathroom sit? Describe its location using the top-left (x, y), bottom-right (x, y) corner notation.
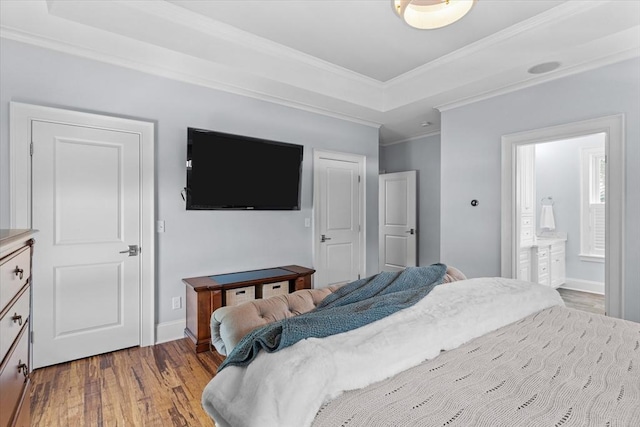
top-left (501, 115), bottom-right (624, 319)
top-left (515, 133), bottom-right (605, 315)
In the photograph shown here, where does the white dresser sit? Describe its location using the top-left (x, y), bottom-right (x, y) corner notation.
top-left (0, 229), bottom-right (34, 427)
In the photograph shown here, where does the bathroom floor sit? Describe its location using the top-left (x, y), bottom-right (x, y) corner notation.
top-left (557, 288), bottom-right (605, 315)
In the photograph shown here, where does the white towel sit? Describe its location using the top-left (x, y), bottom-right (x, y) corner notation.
top-left (540, 205), bottom-right (556, 230)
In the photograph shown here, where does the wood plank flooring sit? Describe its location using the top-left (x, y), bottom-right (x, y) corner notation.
top-left (30, 338), bottom-right (223, 426)
top-left (557, 288), bottom-right (605, 315)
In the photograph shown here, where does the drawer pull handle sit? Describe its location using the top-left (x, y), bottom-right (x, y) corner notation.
top-left (14, 266), bottom-right (24, 280)
top-left (12, 313), bottom-right (23, 326)
top-left (272, 285), bottom-right (281, 289)
top-left (17, 360), bottom-right (29, 379)
top-left (236, 290), bottom-right (245, 295)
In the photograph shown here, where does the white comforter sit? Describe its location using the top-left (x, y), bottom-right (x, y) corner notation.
top-left (202, 277), bottom-right (564, 427)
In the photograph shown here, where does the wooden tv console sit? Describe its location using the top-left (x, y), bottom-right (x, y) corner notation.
top-left (183, 265), bottom-right (315, 353)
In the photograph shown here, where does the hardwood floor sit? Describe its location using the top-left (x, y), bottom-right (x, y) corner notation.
top-left (30, 338), bottom-right (224, 426)
top-left (557, 288), bottom-right (605, 315)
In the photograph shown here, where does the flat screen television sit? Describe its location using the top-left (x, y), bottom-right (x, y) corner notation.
top-left (186, 128), bottom-right (303, 210)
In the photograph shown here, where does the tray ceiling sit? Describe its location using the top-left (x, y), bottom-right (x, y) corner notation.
top-left (1, 0), bottom-right (639, 144)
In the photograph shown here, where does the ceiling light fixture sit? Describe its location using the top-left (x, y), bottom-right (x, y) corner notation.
top-left (392, 0), bottom-right (476, 30)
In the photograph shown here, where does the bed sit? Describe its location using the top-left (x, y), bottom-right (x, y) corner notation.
top-left (202, 267), bottom-right (640, 427)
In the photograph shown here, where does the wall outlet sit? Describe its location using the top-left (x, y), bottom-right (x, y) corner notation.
top-left (172, 296), bottom-right (181, 310)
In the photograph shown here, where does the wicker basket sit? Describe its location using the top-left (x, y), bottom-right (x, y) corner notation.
top-left (225, 286), bottom-right (256, 306)
top-left (261, 281), bottom-right (289, 299)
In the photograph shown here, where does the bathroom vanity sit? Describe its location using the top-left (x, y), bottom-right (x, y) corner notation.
top-left (519, 237), bottom-right (566, 288)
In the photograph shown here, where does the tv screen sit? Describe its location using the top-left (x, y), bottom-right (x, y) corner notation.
top-left (186, 128), bottom-right (303, 210)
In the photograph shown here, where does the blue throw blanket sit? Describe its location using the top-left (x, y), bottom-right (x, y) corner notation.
top-left (218, 264), bottom-right (447, 371)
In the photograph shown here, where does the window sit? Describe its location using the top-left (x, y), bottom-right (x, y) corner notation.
top-left (580, 146), bottom-right (605, 261)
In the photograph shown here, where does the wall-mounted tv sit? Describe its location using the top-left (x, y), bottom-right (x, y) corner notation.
top-left (186, 128), bottom-right (303, 210)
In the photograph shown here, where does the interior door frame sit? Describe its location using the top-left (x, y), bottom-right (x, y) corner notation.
top-left (312, 149), bottom-right (366, 287)
top-left (501, 114), bottom-right (624, 319)
top-left (9, 102), bottom-right (156, 346)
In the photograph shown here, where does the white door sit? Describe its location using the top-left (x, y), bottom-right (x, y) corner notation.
top-left (31, 121), bottom-right (141, 368)
top-left (314, 156), bottom-right (362, 288)
top-left (379, 171), bottom-right (417, 272)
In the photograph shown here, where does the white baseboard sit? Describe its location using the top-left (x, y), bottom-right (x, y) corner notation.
top-left (155, 319), bottom-right (186, 344)
top-left (560, 278), bottom-right (604, 295)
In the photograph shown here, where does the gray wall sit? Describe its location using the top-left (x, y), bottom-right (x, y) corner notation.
top-left (441, 57), bottom-right (640, 322)
top-left (0, 39), bottom-right (380, 326)
top-left (380, 134), bottom-right (441, 266)
top-left (535, 134), bottom-right (605, 283)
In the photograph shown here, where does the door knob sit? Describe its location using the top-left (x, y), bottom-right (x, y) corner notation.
top-left (321, 234), bottom-right (332, 243)
top-left (119, 245), bottom-right (140, 256)
top-left (405, 229), bottom-right (415, 235)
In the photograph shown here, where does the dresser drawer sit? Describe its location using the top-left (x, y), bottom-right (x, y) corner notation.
top-left (0, 324), bottom-right (29, 427)
top-left (0, 247), bottom-right (31, 313)
top-left (538, 261), bottom-right (549, 276)
top-left (12, 382), bottom-right (31, 427)
top-left (0, 288), bottom-right (29, 363)
top-left (551, 242), bottom-right (565, 255)
top-left (536, 247), bottom-right (549, 259)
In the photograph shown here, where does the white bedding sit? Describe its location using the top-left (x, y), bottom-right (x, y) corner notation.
top-left (202, 277), bottom-right (565, 427)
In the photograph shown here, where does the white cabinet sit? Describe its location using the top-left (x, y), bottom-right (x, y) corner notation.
top-left (517, 145), bottom-right (536, 216)
top-left (518, 248), bottom-right (532, 282)
top-left (528, 239), bottom-right (566, 288)
top-left (516, 145), bottom-right (536, 281)
top-left (550, 242), bottom-right (566, 288)
top-left (520, 214), bottom-right (535, 247)
top-left (531, 246), bottom-right (550, 286)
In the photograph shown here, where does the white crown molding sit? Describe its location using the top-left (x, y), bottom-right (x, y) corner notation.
top-left (3, 0), bottom-right (637, 145)
top-left (0, 26), bottom-right (383, 129)
top-left (435, 47), bottom-right (640, 112)
top-left (380, 130), bottom-right (441, 147)
top-left (384, 0), bottom-right (607, 88)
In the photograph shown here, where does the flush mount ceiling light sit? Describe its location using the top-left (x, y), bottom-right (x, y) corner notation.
top-left (392, 0), bottom-right (476, 30)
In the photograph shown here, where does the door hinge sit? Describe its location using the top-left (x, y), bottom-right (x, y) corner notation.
top-left (31, 330), bottom-right (34, 343)
top-left (358, 175), bottom-right (361, 183)
top-left (30, 142), bottom-right (33, 156)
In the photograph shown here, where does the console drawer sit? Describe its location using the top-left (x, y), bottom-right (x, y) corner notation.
top-left (0, 247), bottom-right (30, 313)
